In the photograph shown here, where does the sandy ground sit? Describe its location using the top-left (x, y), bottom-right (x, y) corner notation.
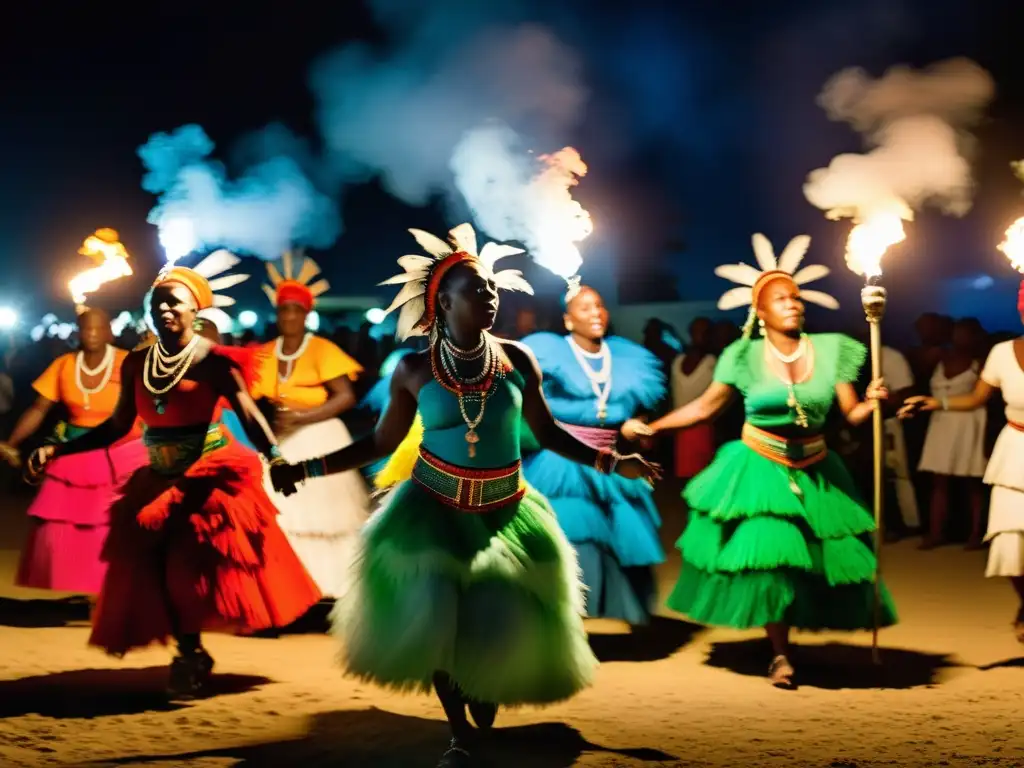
top-left (0, 485), bottom-right (1022, 768)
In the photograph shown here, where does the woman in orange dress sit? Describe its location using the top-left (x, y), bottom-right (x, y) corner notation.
top-left (0, 309), bottom-right (147, 595)
top-left (28, 253), bottom-right (320, 698)
top-left (253, 252), bottom-right (370, 597)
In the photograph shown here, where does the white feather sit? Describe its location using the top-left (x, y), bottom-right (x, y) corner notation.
top-left (493, 269), bottom-right (534, 295)
top-left (266, 262), bottom-right (284, 286)
top-left (800, 289), bottom-right (840, 310)
top-left (718, 286), bottom-right (754, 310)
top-left (409, 229), bottom-right (452, 258)
top-left (384, 282), bottom-right (427, 315)
top-left (192, 249), bottom-right (241, 279)
top-left (777, 235), bottom-right (811, 275)
top-left (262, 284), bottom-right (277, 306)
top-left (197, 308), bottom-right (233, 333)
top-left (751, 234), bottom-right (777, 272)
top-left (379, 269), bottom-right (429, 286)
top-left (281, 250), bottom-right (294, 280)
top-left (715, 263), bottom-right (763, 286)
top-left (397, 255), bottom-right (434, 272)
top-left (212, 294), bottom-right (236, 307)
top-left (208, 274), bottom-right (249, 291)
top-left (307, 278), bottom-right (330, 297)
top-left (448, 223), bottom-right (478, 256)
top-left (295, 257), bottom-right (321, 286)
top-left (396, 296), bottom-right (427, 340)
top-left (792, 264), bottom-right (830, 285)
top-left (479, 242), bottom-right (525, 270)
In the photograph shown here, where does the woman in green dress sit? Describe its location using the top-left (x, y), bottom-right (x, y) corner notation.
top-left (627, 232), bottom-right (897, 688)
top-left (271, 223), bottom-right (659, 767)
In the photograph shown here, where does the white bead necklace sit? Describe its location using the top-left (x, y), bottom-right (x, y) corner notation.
top-left (275, 333), bottom-right (312, 382)
top-left (568, 336), bottom-right (612, 421)
top-left (766, 334), bottom-right (807, 364)
top-left (75, 344), bottom-right (115, 411)
top-left (143, 336), bottom-right (200, 413)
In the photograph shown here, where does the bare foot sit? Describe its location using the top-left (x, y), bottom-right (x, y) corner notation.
top-left (769, 654), bottom-right (795, 689)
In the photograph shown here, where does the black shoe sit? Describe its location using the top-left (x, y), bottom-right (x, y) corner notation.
top-left (168, 648), bottom-right (214, 699)
top-left (467, 700), bottom-right (497, 730)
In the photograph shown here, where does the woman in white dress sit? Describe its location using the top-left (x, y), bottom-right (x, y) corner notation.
top-left (916, 318), bottom-right (988, 549)
top-left (670, 317), bottom-right (717, 480)
top-left (254, 252), bottom-right (370, 598)
top-left (902, 313), bottom-right (1024, 644)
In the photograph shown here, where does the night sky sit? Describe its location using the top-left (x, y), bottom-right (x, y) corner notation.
top-left (2, 0), bottom-right (1023, 339)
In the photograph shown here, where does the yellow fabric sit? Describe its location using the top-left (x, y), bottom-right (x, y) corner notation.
top-left (374, 413), bottom-right (423, 489)
top-left (32, 349), bottom-right (129, 428)
top-left (253, 336), bottom-right (362, 409)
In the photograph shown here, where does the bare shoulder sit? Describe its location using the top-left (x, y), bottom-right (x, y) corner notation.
top-left (393, 349), bottom-right (433, 392)
top-left (495, 339), bottom-right (540, 378)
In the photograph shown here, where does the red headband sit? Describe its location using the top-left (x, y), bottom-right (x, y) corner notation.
top-left (276, 280), bottom-right (315, 312)
top-left (416, 251), bottom-right (474, 331)
top-left (1017, 279), bottom-right (1024, 316)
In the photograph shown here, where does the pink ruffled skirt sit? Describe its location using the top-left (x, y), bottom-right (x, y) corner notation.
top-left (17, 438), bottom-right (148, 593)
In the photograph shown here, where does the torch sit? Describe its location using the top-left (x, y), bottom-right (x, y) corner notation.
top-left (843, 212), bottom-right (906, 664)
top-left (70, 228), bottom-right (134, 311)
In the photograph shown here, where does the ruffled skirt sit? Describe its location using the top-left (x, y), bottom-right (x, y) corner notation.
top-left (331, 479), bottom-right (597, 706)
top-left (668, 440), bottom-right (898, 631)
top-left (522, 449), bottom-right (663, 624)
top-left (17, 439), bottom-right (149, 593)
top-left (90, 440), bottom-right (321, 656)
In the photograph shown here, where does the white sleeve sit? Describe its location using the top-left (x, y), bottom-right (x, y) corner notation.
top-left (980, 343), bottom-right (1004, 389)
top-left (883, 349), bottom-right (913, 391)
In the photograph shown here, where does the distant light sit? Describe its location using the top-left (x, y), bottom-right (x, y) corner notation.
top-left (30, 325), bottom-right (45, 342)
top-left (0, 307), bottom-right (17, 330)
top-left (971, 274), bottom-right (995, 290)
top-left (40, 313), bottom-right (58, 326)
top-left (238, 310), bottom-right (259, 329)
top-left (159, 218), bottom-right (197, 265)
top-left (305, 310), bottom-right (320, 331)
top-left (110, 311), bottom-right (134, 336)
top-left (365, 308), bottom-right (387, 325)
top-left (48, 322), bottom-right (74, 340)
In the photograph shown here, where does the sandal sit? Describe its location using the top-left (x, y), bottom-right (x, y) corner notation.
top-left (768, 654), bottom-right (795, 689)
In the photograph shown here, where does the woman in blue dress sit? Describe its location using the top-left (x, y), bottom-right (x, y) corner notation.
top-left (521, 285), bottom-right (666, 625)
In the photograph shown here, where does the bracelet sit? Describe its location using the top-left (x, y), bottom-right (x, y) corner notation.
top-left (302, 457), bottom-right (328, 481)
top-left (270, 445), bottom-right (283, 460)
top-left (940, 396), bottom-right (949, 411)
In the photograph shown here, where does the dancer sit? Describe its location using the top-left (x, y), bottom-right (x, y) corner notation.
top-left (27, 252), bottom-right (320, 697)
top-left (520, 285), bottom-right (665, 625)
top-left (193, 318), bottom-right (258, 451)
top-left (253, 251), bottom-right (370, 597)
top-left (900, 287), bottom-right (1024, 643)
top-left (625, 233), bottom-right (897, 687)
top-left (0, 309), bottom-right (147, 595)
top-left (270, 223), bottom-right (658, 767)
top-left (670, 317), bottom-right (717, 480)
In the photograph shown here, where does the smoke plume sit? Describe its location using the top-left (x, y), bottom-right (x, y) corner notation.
top-left (803, 57), bottom-right (995, 222)
top-left (139, 124), bottom-right (340, 262)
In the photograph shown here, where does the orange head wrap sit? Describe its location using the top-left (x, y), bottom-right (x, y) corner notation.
top-left (417, 251), bottom-right (475, 332)
top-left (153, 267), bottom-right (214, 310)
top-left (275, 280), bottom-right (315, 312)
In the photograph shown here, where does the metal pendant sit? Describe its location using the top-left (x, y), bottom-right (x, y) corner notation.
top-left (466, 428), bottom-right (480, 458)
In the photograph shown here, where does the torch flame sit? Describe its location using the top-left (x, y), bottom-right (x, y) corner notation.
top-left (997, 217), bottom-right (1024, 274)
top-left (529, 147), bottom-right (593, 280)
top-left (69, 228), bottom-right (134, 307)
top-left (844, 212), bottom-right (907, 279)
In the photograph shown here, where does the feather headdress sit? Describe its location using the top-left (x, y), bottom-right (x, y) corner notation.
top-left (152, 249), bottom-right (250, 332)
top-left (261, 249), bottom-right (329, 311)
top-left (380, 223), bottom-right (534, 341)
top-left (715, 233), bottom-right (838, 337)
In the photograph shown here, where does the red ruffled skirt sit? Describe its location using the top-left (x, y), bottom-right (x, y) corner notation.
top-left (89, 440), bottom-right (321, 656)
top-left (674, 422), bottom-right (716, 479)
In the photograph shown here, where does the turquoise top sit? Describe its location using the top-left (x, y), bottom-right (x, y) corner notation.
top-left (713, 333), bottom-right (865, 431)
top-left (418, 367), bottom-right (526, 468)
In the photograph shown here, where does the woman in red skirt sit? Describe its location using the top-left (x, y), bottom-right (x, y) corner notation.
top-left (28, 251), bottom-right (320, 698)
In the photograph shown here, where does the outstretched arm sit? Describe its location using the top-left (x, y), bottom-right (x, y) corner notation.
top-left (3, 396), bottom-right (55, 450)
top-left (646, 382), bottom-right (735, 434)
top-left (219, 364), bottom-right (282, 460)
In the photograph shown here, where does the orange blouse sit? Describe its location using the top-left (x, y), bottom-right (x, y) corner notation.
top-left (32, 349), bottom-right (129, 428)
top-left (252, 336), bottom-right (362, 410)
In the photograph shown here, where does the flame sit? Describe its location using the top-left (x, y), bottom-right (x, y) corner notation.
top-left (844, 212), bottom-right (907, 279)
top-left (69, 228), bottom-right (134, 306)
top-left (528, 147), bottom-right (593, 279)
top-left (997, 217), bottom-right (1024, 273)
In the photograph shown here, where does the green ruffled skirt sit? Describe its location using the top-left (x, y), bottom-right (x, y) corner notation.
top-left (668, 440), bottom-right (898, 631)
top-left (330, 479), bottom-right (597, 706)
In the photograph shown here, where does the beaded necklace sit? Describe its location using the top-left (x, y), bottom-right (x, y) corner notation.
top-left (431, 331), bottom-right (507, 458)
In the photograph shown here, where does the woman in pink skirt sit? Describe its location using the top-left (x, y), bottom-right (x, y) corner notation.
top-left (0, 309), bottom-right (147, 594)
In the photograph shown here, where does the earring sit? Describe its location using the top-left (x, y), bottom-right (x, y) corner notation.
top-left (758, 318), bottom-right (766, 336)
top-left (565, 321), bottom-right (574, 332)
top-left (192, 318), bottom-right (204, 331)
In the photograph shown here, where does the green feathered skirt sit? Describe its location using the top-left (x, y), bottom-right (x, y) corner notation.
top-left (667, 440), bottom-right (898, 631)
top-left (330, 479), bottom-right (597, 706)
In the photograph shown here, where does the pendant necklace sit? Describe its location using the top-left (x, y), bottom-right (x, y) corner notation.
top-left (75, 344), bottom-right (115, 411)
top-left (143, 336), bottom-right (200, 414)
top-left (436, 332), bottom-right (503, 458)
top-left (568, 337), bottom-right (612, 421)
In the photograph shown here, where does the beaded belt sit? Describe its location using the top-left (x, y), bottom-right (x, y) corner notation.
top-left (143, 423), bottom-right (228, 475)
top-left (412, 447), bottom-right (525, 513)
top-left (557, 422), bottom-right (618, 452)
top-left (741, 423), bottom-right (827, 469)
